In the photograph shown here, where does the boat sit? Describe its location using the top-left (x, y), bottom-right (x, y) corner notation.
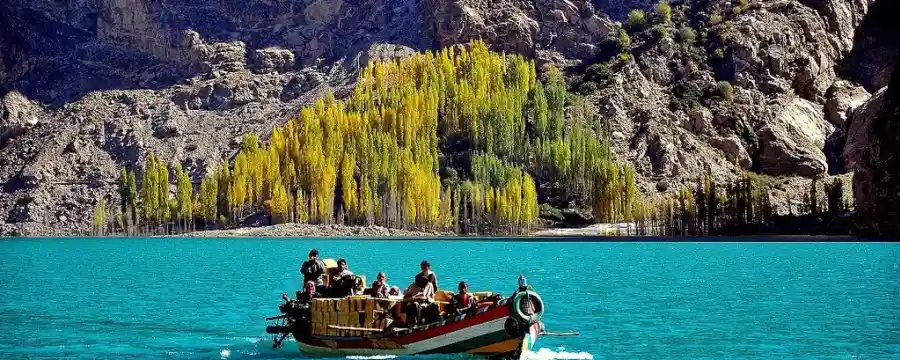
top-left (265, 259), bottom-right (559, 359)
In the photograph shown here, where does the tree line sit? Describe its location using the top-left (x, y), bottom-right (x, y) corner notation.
top-left (92, 41), bottom-right (648, 235)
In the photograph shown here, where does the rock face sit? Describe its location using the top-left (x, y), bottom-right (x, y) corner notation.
top-left (844, 88), bottom-right (886, 178)
top-left (824, 81), bottom-right (870, 126)
top-left (424, 0), bottom-right (617, 64)
top-left (846, 58), bottom-right (900, 234)
top-left (757, 98), bottom-right (833, 177)
top-left (0, 0), bottom-right (891, 234)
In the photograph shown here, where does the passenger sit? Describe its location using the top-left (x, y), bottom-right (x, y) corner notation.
top-left (300, 249), bottom-right (326, 291)
top-left (389, 286), bottom-right (401, 297)
top-left (296, 280), bottom-right (318, 305)
top-left (330, 258), bottom-right (356, 297)
top-left (367, 272), bottom-right (391, 299)
top-left (416, 260), bottom-right (438, 291)
top-left (448, 281), bottom-right (477, 316)
top-left (403, 275), bottom-right (437, 326)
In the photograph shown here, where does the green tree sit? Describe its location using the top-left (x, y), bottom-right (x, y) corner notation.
top-left (175, 163), bottom-right (193, 231)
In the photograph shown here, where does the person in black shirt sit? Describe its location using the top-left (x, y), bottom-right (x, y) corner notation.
top-left (300, 249), bottom-right (326, 290)
top-left (416, 260), bottom-right (438, 290)
top-left (330, 258), bottom-right (357, 297)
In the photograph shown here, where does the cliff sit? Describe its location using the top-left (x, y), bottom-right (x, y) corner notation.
top-left (0, 0), bottom-right (896, 235)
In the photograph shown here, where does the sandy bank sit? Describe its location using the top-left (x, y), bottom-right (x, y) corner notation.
top-left (179, 223), bottom-right (448, 237)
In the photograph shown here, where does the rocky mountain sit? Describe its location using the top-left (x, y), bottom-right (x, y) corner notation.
top-left (0, 0), bottom-right (897, 235)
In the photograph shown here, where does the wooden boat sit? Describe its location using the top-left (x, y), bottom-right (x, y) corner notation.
top-left (265, 259), bottom-right (550, 359)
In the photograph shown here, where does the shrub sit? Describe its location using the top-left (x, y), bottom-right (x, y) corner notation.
top-left (617, 52), bottom-right (631, 62)
top-left (617, 29), bottom-right (632, 50)
top-left (732, 6), bottom-right (742, 16)
top-left (586, 63), bottom-right (613, 82)
top-left (709, 14), bottom-right (723, 25)
top-left (717, 81), bottom-right (734, 102)
top-left (713, 48), bottom-right (725, 59)
top-left (578, 81), bottom-right (599, 95)
top-left (628, 9), bottom-right (647, 29)
top-left (655, 0), bottom-right (672, 23)
top-left (677, 26), bottom-right (697, 44)
top-left (653, 24), bottom-right (669, 39)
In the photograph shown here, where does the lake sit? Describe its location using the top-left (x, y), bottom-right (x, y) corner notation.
top-left (0, 238), bottom-right (898, 359)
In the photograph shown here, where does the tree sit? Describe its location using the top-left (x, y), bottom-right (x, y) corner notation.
top-left (93, 199), bottom-right (106, 236)
top-left (267, 184), bottom-right (291, 224)
top-left (199, 174), bottom-right (218, 225)
top-left (175, 163), bottom-right (193, 231)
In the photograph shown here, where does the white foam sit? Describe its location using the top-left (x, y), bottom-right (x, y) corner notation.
top-left (523, 347), bottom-right (594, 360)
top-left (220, 349), bottom-right (231, 358)
top-left (345, 356), bottom-right (398, 360)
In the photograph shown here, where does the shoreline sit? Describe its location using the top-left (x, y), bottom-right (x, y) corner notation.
top-left (2, 222), bottom-right (891, 241)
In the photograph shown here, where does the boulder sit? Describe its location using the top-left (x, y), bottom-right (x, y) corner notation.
top-left (250, 48), bottom-right (295, 73)
top-left (1, 91), bottom-right (43, 143)
top-left (687, 107), bottom-right (713, 134)
top-left (824, 81), bottom-right (870, 126)
top-left (709, 136), bottom-right (752, 169)
top-left (757, 98), bottom-right (833, 177)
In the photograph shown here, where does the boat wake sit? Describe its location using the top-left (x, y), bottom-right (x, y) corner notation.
top-left (522, 347), bottom-right (594, 360)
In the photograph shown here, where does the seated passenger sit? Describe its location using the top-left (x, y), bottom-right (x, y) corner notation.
top-left (403, 275), bottom-right (438, 326)
top-left (329, 258), bottom-right (356, 297)
top-left (448, 281), bottom-right (477, 316)
top-left (296, 281), bottom-right (318, 305)
top-left (366, 272), bottom-right (391, 299)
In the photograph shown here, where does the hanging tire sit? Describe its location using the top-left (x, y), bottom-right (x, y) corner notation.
top-left (504, 317), bottom-right (523, 337)
top-left (510, 290), bottom-right (544, 324)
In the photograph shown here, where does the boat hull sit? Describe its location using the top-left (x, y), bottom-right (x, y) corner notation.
top-left (294, 305), bottom-right (541, 358)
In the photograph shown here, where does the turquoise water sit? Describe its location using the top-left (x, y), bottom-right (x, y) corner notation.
top-left (1, 239), bottom-right (898, 360)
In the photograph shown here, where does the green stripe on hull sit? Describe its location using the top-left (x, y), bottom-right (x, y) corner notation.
top-left (422, 329), bottom-right (511, 355)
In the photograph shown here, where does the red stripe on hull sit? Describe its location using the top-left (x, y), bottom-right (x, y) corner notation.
top-left (395, 306), bottom-right (510, 345)
top-left (298, 305), bottom-right (510, 350)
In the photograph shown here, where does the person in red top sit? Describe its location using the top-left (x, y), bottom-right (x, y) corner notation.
top-left (449, 281), bottom-right (477, 316)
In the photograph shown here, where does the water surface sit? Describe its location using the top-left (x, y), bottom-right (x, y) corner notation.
top-left (0, 238), bottom-right (898, 359)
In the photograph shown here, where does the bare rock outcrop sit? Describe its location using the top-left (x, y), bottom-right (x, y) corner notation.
top-left (0, 92), bottom-right (44, 144)
top-left (756, 98), bottom-right (833, 177)
top-left (710, 136), bottom-right (752, 170)
top-left (843, 87), bottom-right (886, 173)
top-left (726, 0), bottom-right (868, 102)
top-left (824, 80), bottom-right (870, 126)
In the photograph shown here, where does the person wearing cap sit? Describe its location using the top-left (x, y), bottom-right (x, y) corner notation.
top-left (449, 281), bottom-right (477, 316)
top-left (300, 249), bottom-right (326, 288)
top-left (416, 260), bottom-right (438, 291)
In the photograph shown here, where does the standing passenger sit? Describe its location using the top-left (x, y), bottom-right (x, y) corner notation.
top-left (300, 249), bottom-right (326, 290)
top-left (416, 260), bottom-right (438, 291)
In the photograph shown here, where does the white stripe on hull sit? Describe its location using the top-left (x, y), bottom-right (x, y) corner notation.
top-left (298, 317), bottom-right (510, 356)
